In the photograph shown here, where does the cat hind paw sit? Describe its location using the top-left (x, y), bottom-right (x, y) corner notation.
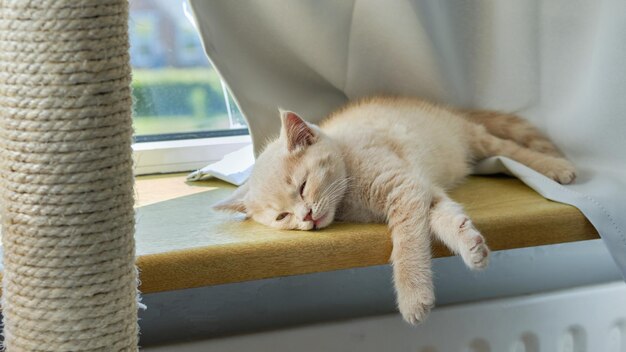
top-left (533, 157), bottom-right (577, 184)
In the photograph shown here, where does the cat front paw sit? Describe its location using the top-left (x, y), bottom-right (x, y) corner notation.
top-left (397, 286), bottom-right (435, 325)
top-left (459, 223), bottom-right (490, 270)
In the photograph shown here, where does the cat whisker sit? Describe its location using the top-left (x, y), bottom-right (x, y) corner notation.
top-left (318, 178), bottom-right (349, 205)
top-left (317, 177), bottom-right (342, 201)
top-left (313, 177), bottom-right (351, 217)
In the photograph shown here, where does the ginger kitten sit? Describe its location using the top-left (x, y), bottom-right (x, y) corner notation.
top-left (215, 96), bottom-right (576, 324)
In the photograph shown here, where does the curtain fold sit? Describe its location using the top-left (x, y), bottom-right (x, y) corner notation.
top-left (190, 0), bottom-right (626, 276)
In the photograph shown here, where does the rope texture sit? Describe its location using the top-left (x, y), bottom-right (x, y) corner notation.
top-left (0, 0), bottom-right (138, 350)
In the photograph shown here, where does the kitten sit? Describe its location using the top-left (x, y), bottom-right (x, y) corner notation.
top-left (214, 96), bottom-right (576, 324)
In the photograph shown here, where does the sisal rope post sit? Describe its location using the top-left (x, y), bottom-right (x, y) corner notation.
top-left (0, 0), bottom-right (139, 350)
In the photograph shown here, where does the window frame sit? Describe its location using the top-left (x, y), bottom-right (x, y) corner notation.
top-left (129, 0), bottom-right (252, 176)
top-left (132, 134), bottom-right (251, 176)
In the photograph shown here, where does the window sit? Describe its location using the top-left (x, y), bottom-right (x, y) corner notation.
top-left (129, 0), bottom-right (250, 175)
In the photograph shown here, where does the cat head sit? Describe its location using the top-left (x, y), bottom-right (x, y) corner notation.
top-left (214, 109), bottom-right (347, 230)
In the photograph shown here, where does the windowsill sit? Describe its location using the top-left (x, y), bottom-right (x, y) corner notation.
top-left (132, 135), bottom-right (251, 175)
top-left (133, 174), bottom-right (599, 294)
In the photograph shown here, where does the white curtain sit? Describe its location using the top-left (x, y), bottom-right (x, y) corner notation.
top-left (189, 0), bottom-right (626, 276)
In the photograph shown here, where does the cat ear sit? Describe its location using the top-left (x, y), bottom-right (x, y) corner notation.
top-left (279, 108), bottom-right (317, 152)
top-left (213, 182), bottom-right (249, 214)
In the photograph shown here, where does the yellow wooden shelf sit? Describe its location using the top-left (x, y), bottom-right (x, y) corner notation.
top-left (134, 174), bottom-right (598, 294)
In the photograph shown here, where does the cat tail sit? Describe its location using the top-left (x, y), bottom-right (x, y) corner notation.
top-left (461, 109), bottom-right (564, 157)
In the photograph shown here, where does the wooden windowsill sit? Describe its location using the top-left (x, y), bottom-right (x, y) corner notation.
top-left (134, 174), bottom-right (599, 294)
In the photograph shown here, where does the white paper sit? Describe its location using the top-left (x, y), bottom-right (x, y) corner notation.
top-left (187, 144), bottom-right (254, 186)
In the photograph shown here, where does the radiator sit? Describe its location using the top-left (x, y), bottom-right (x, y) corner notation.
top-left (146, 281), bottom-right (626, 352)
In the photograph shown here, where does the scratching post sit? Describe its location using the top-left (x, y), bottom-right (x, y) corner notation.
top-left (0, 0), bottom-right (138, 350)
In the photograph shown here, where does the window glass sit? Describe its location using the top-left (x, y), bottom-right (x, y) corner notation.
top-left (129, 0), bottom-right (247, 141)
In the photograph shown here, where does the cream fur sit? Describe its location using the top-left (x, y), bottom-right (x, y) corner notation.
top-left (214, 96), bottom-right (576, 324)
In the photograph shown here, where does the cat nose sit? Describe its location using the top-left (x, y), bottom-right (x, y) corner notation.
top-left (304, 209), bottom-right (313, 222)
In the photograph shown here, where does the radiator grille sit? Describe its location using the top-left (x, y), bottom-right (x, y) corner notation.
top-left (146, 282), bottom-right (626, 352)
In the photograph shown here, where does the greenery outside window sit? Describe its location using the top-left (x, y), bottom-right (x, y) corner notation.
top-left (129, 0), bottom-right (250, 174)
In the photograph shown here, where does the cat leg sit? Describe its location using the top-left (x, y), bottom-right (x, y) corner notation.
top-left (463, 110), bottom-right (564, 157)
top-left (429, 191), bottom-right (490, 270)
top-left (372, 171), bottom-right (435, 324)
top-left (468, 123), bottom-right (576, 184)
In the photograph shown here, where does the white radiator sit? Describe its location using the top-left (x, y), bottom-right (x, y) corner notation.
top-left (147, 281), bottom-right (626, 352)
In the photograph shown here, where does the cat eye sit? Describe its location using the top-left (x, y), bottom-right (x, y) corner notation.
top-left (299, 181), bottom-right (307, 197)
top-left (275, 212), bottom-right (290, 221)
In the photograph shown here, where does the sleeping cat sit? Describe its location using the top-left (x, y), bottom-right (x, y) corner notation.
top-left (214, 96), bottom-right (576, 324)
